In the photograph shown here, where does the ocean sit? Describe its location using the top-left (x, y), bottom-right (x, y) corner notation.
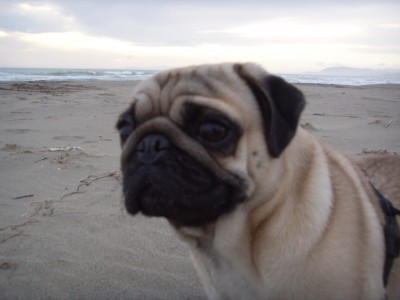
top-left (0, 68), bottom-right (157, 82)
top-left (1, 67), bottom-right (400, 86)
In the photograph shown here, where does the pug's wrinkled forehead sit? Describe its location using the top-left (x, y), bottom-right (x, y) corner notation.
top-left (127, 63), bottom-right (261, 127)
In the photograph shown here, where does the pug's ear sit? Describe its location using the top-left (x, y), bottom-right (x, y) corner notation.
top-left (234, 64), bottom-right (306, 158)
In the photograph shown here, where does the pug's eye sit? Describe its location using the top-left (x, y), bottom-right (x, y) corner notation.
top-left (119, 122), bottom-right (133, 141)
top-left (116, 115), bottom-right (134, 145)
top-left (197, 120), bottom-right (228, 143)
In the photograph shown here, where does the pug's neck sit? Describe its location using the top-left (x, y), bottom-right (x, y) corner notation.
top-left (171, 129), bottom-right (339, 299)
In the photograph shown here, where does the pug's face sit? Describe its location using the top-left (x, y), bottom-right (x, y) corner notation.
top-left (117, 63), bottom-right (305, 227)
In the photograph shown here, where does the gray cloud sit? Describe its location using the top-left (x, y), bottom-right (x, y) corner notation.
top-left (0, 0), bottom-right (399, 70)
top-left (1, 0), bottom-right (398, 46)
top-left (58, 1), bottom-right (400, 46)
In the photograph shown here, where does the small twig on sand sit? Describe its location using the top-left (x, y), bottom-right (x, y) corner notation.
top-left (0, 232), bottom-right (24, 244)
top-left (0, 220), bottom-right (38, 232)
top-left (61, 191), bottom-right (84, 200)
top-left (61, 171), bottom-right (120, 199)
top-left (34, 157), bottom-right (48, 163)
top-left (0, 220), bottom-right (38, 244)
top-left (77, 171), bottom-right (120, 192)
top-left (384, 120), bottom-right (392, 128)
top-left (12, 194), bottom-right (34, 200)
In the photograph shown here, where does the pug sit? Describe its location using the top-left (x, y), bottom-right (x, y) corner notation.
top-left (116, 63), bottom-right (400, 300)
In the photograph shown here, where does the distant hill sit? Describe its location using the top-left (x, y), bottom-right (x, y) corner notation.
top-left (312, 67), bottom-right (400, 77)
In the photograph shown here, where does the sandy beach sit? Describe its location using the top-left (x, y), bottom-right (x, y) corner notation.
top-left (0, 80), bottom-right (399, 299)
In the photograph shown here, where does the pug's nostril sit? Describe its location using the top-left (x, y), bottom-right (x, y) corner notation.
top-left (154, 135), bottom-right (170, 151)
top-left (135, 133), bottom-right (171, 163)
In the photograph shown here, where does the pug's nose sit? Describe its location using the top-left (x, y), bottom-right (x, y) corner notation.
top-left (135, 133), bottom-right (171, 164)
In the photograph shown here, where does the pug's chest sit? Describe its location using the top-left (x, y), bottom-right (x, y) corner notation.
top-left (192, 250), bottom-right (264, 300)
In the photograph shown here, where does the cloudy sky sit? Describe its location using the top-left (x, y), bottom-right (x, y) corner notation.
top-left (0, 0), bottom-right (399, 73)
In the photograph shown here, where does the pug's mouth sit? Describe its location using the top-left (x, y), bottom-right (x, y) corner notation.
top-left (122, 150), bottom-right (244, 227)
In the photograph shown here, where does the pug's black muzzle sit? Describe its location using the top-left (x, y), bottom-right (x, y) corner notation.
top-left (122, 133), bottom-right (240, 226)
